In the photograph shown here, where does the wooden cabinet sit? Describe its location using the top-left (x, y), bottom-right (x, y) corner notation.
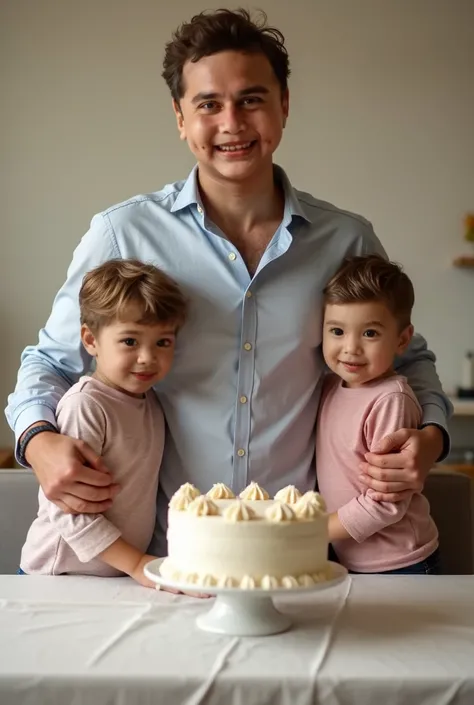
top-left (0, 448), bottom-right (15, 468)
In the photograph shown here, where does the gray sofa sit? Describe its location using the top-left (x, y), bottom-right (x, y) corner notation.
top-left (1, 467), bottom-right (473, 574)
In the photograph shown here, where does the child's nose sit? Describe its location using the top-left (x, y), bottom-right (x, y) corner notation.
top-left (138, 348), bottom-right (156, 364)
top-left (344, 336), bottom-right (361, 355)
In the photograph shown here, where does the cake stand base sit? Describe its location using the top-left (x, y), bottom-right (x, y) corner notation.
top-left (196, 593), bottom-right (292, 636)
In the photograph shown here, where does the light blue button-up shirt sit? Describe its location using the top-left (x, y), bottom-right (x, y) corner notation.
top-left (6, 166), bottom-right (451, 554)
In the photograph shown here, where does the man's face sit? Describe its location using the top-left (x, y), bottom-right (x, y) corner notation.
top-left (173, 50), bottom-right (289, 184)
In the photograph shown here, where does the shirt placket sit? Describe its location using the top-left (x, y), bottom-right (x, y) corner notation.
top-left (233, 286), bottom-right (256, 491)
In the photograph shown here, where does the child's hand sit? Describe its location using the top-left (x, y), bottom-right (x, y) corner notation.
top-left (132, 554), bottom-right (210, 597)
top-left (131, 554), bottom-right (159, 588)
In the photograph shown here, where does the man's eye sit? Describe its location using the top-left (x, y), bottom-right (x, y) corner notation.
top-left (242, 96), bottom-right (262, 106)
top-left (363, 329), bottom-right (379, 338)
top-left (122, 338), bottom-right (137, 347)
top-left (330, 328), bottom-right (344, 336)
top-left (199, 101), bottom-right (218, 111)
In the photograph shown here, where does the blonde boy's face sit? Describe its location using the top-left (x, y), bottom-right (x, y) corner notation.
top-left (322, 300), bottom-right (413, 388)
top-left (81, 306), bottom-right (177, 397)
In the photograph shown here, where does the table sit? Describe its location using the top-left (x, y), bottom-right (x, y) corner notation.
top-left (1, 574), bottom-right (473, 705)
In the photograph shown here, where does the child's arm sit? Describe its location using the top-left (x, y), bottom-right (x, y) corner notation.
top-left (98, 539), bottom-right (157, 588)
top-left (45, 394), bottom-right (132, 564)
top-left (328, 512), bottom-right (352, 541)
top-left (330, 391), bottom-right (421, 544)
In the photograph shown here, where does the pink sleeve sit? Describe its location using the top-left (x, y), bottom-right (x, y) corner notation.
top-left (47, 392), bottom-right (121, 562)
top-left (337, 391), bottom-right (421, 543)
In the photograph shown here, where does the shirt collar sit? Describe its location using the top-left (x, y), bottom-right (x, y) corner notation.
top-left (170, 165), bottom-right (202, 213)
top-left (170, 164), bottom-right (310, 224)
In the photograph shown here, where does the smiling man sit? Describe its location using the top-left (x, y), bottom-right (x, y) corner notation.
top-left (6, 9), bottom-right (450, 556)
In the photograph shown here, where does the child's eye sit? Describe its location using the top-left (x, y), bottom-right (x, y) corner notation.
top-left (363, 329), bottom-right (379, 338)
top-left (121, 338), bottom-right (137, 347)
top-left (157, 338), bottom-right (173, 348)
top-left (330, 327), bottom-right (344, 336)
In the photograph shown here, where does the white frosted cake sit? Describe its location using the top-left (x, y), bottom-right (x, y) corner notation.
top-left (159, 482), bottom-right (330, 589)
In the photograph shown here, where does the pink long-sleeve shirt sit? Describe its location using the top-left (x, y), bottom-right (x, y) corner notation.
top-left (21, 376), bottom-right (164, 576)
top-left (316, 374), bottom-right (438, 572)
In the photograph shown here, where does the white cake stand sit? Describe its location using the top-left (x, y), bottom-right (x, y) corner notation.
top-left (144, 559), bottom-right (348, 636)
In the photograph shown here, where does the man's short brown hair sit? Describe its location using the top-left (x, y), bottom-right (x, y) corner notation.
top-left (79, 259), bottom-right (187, 333)
top-left (162, 8), bottom-right (290, 103)
top-left (323, 254), bottom-right (415, 330)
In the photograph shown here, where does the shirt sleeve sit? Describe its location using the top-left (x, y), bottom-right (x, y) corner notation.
top-left (337, 391), bottom-right (421, 543)
top-left (4, 215), bottom-right (120, 463)
top-left (353, 230), bottom-right (452, 458)
top-left (45, 392), bottom-right (122, 563)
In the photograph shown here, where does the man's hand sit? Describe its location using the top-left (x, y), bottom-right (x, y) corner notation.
top-left (25, 430), bottom-right (119, 514)
top-left (359, 426), bottom-right (444, 502)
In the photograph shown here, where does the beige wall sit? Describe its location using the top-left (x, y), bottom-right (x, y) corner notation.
top-left (2, 0), bottom-right (474, 446)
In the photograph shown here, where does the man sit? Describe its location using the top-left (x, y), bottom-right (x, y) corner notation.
top-left (6, 9), bottom-right (450, 556)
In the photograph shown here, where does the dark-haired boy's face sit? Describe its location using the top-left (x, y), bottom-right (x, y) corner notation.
top-left (173, 50), bottom-right (288, 185)
top-left (322, 301), bottom-right (413, 388)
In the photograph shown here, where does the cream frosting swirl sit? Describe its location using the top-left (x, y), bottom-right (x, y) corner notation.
top-left (187, 495), bottom-right (218, 516)
top-left (169, 493), bottom-right (191, 511)
top-left (274, 485), bottom-right (302, 504)
top-left (206, 482), bottom-right (235, 500)
top-left (240, 575), bottom-right (256, 589)
top-left (294, 498), bottom-right (321, 520)
top-left (281, 575), bottom-right (299, 589)
top-left (265, 501), bottom-right (296, 522)
top-left (239, 482), bottom-right (269, 500)
top-left (223, 500), bottom-right (255, 522)
top-left (302, 491), bottom-right (327, 512)
top-left (260, 575), bottom-right (279, 590)
top-left (172, 482), bottom-right (201, 502)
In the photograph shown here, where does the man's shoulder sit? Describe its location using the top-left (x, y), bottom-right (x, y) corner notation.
top-left (97, 177), bottom-right (187, 223)
top-left (293, 186), bottom-right (373, 231)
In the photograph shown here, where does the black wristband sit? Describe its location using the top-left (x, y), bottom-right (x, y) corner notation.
top-left (18, 422), bottom-right (58, 467)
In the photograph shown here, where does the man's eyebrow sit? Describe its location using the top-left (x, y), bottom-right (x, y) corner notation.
top-left (191, 85), bottom-right (270, 104)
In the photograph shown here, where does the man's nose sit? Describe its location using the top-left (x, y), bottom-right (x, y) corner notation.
top-left (220, 104), bottom-right (245, 134)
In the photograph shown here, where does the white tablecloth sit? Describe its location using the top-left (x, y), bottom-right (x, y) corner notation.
top-left (0, 574), bottom-right (473, 705)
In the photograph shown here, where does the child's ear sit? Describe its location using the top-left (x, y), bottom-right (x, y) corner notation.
top-left (81, 325), bottom-right (98, 356)
top-left (397, 324), bottom-right (414, 355)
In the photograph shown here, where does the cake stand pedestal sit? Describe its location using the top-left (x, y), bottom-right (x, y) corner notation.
top-left (196, 591), bottom-right (291, 636)
top-left (144, 560), bottom-right (348, 637)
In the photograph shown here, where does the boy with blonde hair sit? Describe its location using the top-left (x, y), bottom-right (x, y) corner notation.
top-left (20, 259), bottom-right (187, 587)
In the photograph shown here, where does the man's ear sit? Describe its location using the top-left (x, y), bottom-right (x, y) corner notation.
top-left (281, 88), bottom-right (289, 127)
top-left (397, 324), bottom-right (414, 355)
top-left (172, 99), bottom-right (186, 140)
top-left (81, 325), bottom-right (98, 356)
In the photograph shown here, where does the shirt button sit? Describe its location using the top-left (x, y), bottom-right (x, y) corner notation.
top-left (240, 395), bottom-right (248, 404)
top-left (246, 291), bottom-right (252, 298)
top-left (243, 342), bottom-right (252, 351)
top-left (237, 449), bottom-right (246, 457)
top-left (228, 252), bottom-right (237, 261)
top-left (197, 205), bottom-right (203, 215)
